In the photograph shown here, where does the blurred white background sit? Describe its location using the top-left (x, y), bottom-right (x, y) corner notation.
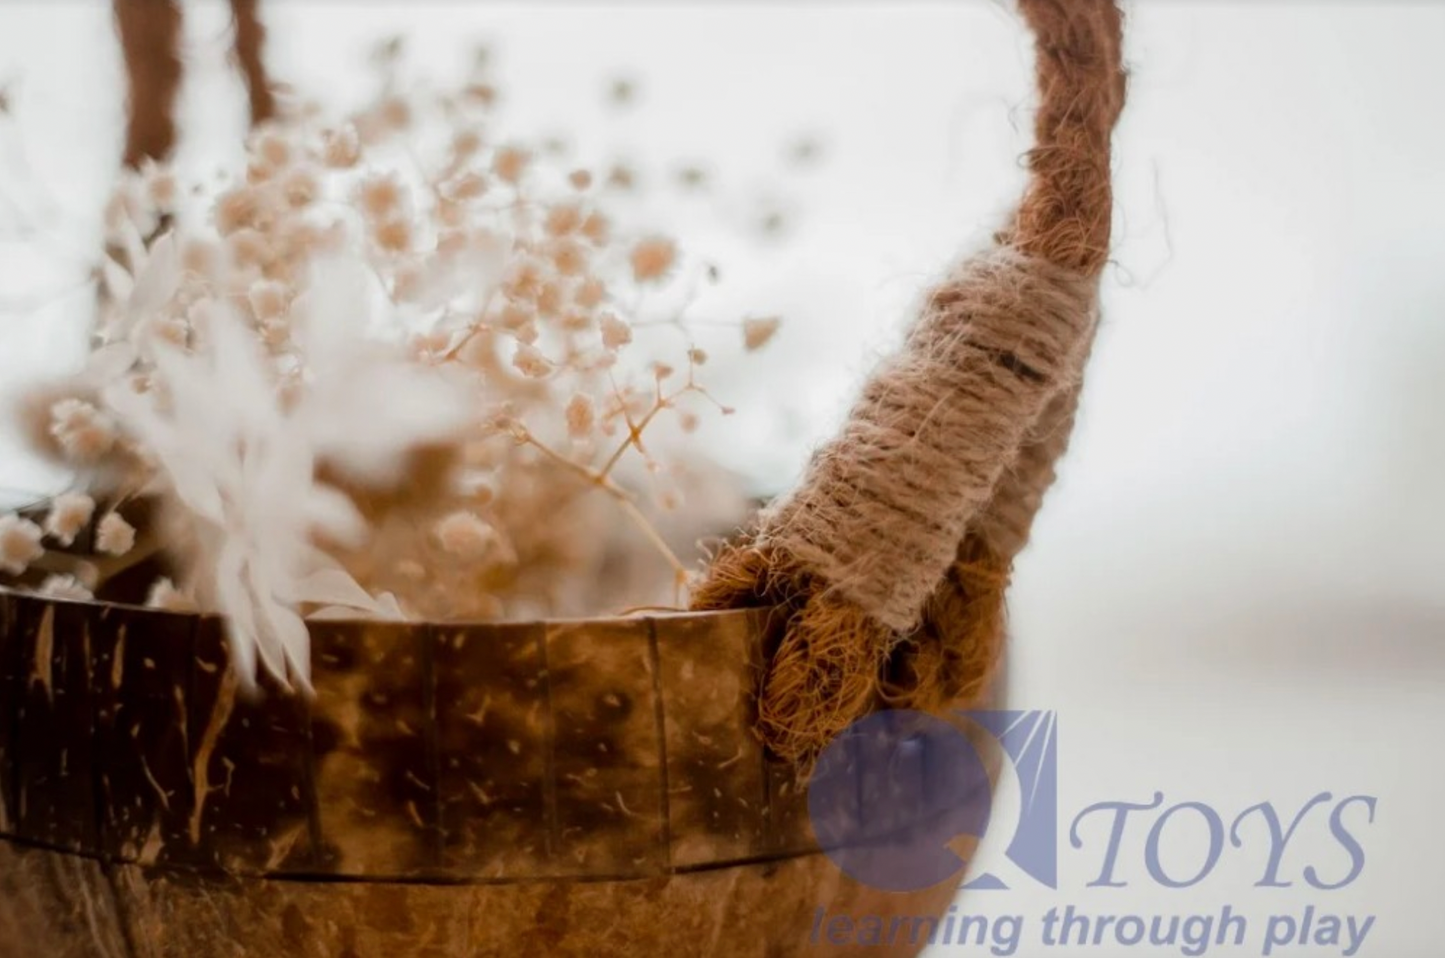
top-left (0, 2), bottom-right (1441, 954)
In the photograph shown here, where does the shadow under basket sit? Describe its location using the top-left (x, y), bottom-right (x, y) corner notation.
top-left (0, 587), bottom-right (998, 958)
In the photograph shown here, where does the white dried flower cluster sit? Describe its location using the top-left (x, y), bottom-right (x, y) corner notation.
top-left (38, 574), bottom-right (93, 602)
top-left (44, 493), bottom-right (96, 547)
top-left (95, 512), bottom-right (137, 557)
top-left (434, 511), bottom-right (503, 561)
top-left (49, 399), bottom-right (117, 463)
top-left (146, 577), bottom-right (196, 613)
top-left (7, 42), bottom-right (798, 687)
top-left (0, 515), bottom-right (44, 576)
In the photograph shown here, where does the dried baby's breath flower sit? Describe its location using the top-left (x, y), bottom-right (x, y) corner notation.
top-left (581, 212), bottom-right (611, 245)
top-left (215, 185), bottom-right (267, 235)
top-left (248, 279), bottom-right (290, 321)
top-left (452, 129), bottom-right (483, 160)
top-left (180, 237), bottom-right (220, 277)
top-left (0, 515), bottom-right (44, 575)
top-left (548, 238), bottom-right (588, 277)
top-left (45, 493), bottom-right (95, 546)
top-left (16, 47), bottom-right (809, 675)
top-left (96, 512), bottom-right (137, 557)
top-left (434, 198), bottom-right (465, 229)
top-left (630, 236), bottom-right (676, 283)
top-left (565, 394), bottom-right (596, 440)
top-left (535, 279), bottom-right (565, 319)
top-left (502, 256), bottom-right (544, 301)
top-left (562, 311), bottom-right (594, 334)
top-left (281, 166), bottom-right (320, 208)
top-left (498, 300), bottom-right (535, 332)
top-left (321, 125), bottom-right (361, 168)
top-left (545, 203), bottom-right (583, 237)
top-left (688, 348), bottom-right (709, 366)
top-left (743, 315), bottom-right (782, 351)
top-left (574, 277), bottom-right (606, 310)
top-left (357, 174), bottom-right (405, 221)
top-left (447, 171), bottom-right (489, 201)
top-left (226, 228), bottom-right (272, 271)
top-left (492, 145), bottom-right (531, 185)
top-left (377, 96), bottom-right (412, 131)
top-left (39, 574), bottom-right (92, 602)
top-left (255, 131), bottom-right (293, 171)
top-left (146, 577), bottom-right (196, 612)
top-left (258, 317), bottom-right (290, 347)
top-left (435, 511), bottom-right (499, 561)
top-left (599, 312), bottom-right (632, 350)
top-left (512, 343), bottom-right (553, 378)
top-left (373, 218), bottom-right (412, 253)
top-left (50, 398), bottom-right (117, 463)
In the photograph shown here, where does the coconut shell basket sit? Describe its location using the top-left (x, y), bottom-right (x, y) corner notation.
top-left (0, 1), bottom-right (1127, 955)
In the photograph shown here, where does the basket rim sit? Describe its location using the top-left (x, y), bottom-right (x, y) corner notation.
top-left (0, 582), bottom-right (773, 633)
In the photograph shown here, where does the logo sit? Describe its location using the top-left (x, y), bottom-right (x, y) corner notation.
top-left (806, 709), bottom-right (1058, 892)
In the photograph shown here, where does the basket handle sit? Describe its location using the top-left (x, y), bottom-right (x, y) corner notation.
top-left (694, 0), bottom-right (1128, 765)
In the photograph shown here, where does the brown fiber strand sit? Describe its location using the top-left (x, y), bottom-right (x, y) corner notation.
top-left (115, 0), bottom-right (184, 168)
top-left (694, 0), bottom-right (1127, 767)
top-left (230, 0), bottom-right (276, 128)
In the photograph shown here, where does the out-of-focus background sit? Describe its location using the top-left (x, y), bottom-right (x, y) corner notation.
top-left (0, 2), bottom-right (1440, 954)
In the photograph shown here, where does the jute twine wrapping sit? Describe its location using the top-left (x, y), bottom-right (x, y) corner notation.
top-left (695, 0), bottom-right (1127, 764)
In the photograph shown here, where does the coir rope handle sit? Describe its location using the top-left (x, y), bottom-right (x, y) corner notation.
top-left (694, 0), bottom-right (1128, 765)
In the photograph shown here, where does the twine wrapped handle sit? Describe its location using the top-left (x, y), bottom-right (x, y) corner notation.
top-left (694, 0), bottom-right (1127, 765)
